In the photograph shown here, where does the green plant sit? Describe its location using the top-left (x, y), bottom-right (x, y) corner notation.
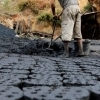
top-left (84, 3), bottom-right (92, 12)
top-left (37, 13), bottom-right (61, 27)
top-left (37, 13), bottom-right (52, 22)
top-left (18, 1), bottom-right (28, 11)
top-left (18, 1), bottom-right (39, 14)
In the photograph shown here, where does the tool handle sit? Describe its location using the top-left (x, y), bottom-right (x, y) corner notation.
top-left (48, 20), bottom-right (57, 48)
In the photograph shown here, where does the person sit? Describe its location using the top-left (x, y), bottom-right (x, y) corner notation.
top-left (50, 0), bottom-right (84, 57)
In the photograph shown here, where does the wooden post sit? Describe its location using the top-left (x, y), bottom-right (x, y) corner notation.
top-left (15, 21), bottom-right (19, 34)
top-left (19, 21), bottom-right (22, 35)
top-left (27, 19), bottom-right (31, 32)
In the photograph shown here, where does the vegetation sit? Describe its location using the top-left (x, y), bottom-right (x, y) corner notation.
top-left (37, 13), bottom-right (52, 22)
top-left (18, 1), bottom-right (28, 11)
top-left (37, 13), bottom-right (61, 27)
top-left (4, 0), bottom-right (10, 9)
top-left (0, 0), bottom-right (91, 34)
top-left (18, 1), bottom-right (39, 14)
top-left (84, 3), bottom-right (92, 12)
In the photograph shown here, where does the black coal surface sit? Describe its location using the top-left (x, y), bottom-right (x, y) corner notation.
top-left (0, 23), bottom-right (76, 57)
top-left (0, 24), bottom-right (15, 38)
top-left (21, 39), bottom-right (64, 57)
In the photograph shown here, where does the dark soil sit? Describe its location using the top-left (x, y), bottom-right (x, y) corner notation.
top-left (0, 24), bottom-right (77, 57)
top-left (0, 23), bottom-right (100, 58)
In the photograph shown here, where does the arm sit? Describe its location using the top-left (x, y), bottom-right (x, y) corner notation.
top-left (50, 0), bottom-right (62, 20)
top-left (50, 0), bottom-right (56, 16)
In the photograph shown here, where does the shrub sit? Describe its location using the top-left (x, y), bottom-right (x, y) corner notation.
top-left (37, 13), bottom-right (61, 27)
top-left (37, 13), bottom-right (52, 22)
top-left (18, 1), bottom-right (39, 14)
top-left (18, 1), bottom-right (28, 11)
top-left (84, 3), bottom-right (92, 12)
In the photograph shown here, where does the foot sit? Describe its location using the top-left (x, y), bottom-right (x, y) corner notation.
top-left (76, 51), bottom-right (85, 57)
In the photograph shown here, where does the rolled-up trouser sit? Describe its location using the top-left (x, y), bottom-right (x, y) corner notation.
top-left (61, 5), bottom-right (82, 41)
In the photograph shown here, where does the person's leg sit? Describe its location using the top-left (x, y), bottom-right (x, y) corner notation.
top-left (63, 41), bottom-right (69, 57)
top-left (60, 6), bottom-right (74, 57)
top-left (76, 38), bottom-right (84, 56)
top-left (73, 5), bottom-right (84, 56)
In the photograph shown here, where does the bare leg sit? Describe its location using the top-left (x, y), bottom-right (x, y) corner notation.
top-left (76, 38), bottom-right (84, 56)
top-left (63, 41), bottom-right (69, 57)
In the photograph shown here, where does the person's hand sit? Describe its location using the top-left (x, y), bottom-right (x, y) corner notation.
top-left (53, 11), bottom-right (62, 20)
top-left (53, 14), bottom-right (60, 20)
